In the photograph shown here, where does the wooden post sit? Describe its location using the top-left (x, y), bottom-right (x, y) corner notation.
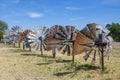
top-left (29, 46), bottom-right (31, 52)
top-left (23, 44), bottom-right (25, 50)
top-left (18, 42), bottom-right (20, 48)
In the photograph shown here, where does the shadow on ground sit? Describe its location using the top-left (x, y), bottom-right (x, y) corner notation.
top-left (55, 59), bottom-right (72, 63)
top-left (11, 49), bottom-right (30, 52)
top-left (54, 71), bottom-right (73, 76)
top-left (36, 62), bottom-right (52, 65)
top-left (54, 64), bottom-right (101, 77)
top-left (75, 64), bottom-right (101, 71)
top-left (21, 53), bottom-right (53, 58)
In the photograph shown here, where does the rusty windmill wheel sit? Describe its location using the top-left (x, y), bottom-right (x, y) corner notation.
top-left (73, 23), bottom-right (113, 71)
top-left (19, 29), bottom-right (32, 51)
top-left (45, 25), bottom-right (78, 58)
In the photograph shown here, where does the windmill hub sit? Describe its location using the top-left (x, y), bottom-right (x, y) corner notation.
top-left (38, 36), bottom-right (42, 40)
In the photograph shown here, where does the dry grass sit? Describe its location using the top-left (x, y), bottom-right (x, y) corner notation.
top-left (0, 42), bottom-right (120, 80)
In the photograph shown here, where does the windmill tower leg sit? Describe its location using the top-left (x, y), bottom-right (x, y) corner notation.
top-left (72, 55), bottom-right (74, 63)
top-left (18, 42), bottom-right (20, 48)
top-left (52, 49), bottom-right (56, 58)
top-left (23, 44), bottom-right (25, 50)
top-left (41, 50), bottom-right (43, 55)
top-left (13, 43), bottom-right (15, 47)
top-left (29, 46), bottom-right (31, 52)
top-left (101, 46), bottom-right (104, 71)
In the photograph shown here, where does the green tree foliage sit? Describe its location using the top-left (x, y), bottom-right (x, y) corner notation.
top-left (106, 23), bottom-right (120, 42)
top-left (0, 20), bottom-right (8, 40)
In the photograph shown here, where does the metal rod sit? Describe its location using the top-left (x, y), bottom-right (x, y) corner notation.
top-left (29, 46), bottom-right (31, 52)
top-left (72, 55), bottom-right (74, 63)
top-left (52, 49), bottom-right (56, 58)
top-left (101, 46), bottom-right (104, 71)
top-left (18, 42), bottom-right (20, 48)
top-left (13, 43), bottom-right (15, 47)
top-left (23, 44), bottom-right (25, 50)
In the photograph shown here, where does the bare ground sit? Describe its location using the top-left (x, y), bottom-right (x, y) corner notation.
top-left (0, 42), bottom-right (120, 80)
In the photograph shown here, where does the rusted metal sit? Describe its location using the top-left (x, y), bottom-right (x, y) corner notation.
top-left (72, 32), bottom-right (92, 56)
top-left (45, 37), bottom-right (61, 51)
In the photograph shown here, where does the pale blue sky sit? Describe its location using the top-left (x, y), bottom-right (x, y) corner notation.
top-left (0, 0), bottom-right (120, 30)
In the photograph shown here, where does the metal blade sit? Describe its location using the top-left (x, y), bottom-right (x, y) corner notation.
top-left (31, 42), bottom-right (38, 49)
top-left (45, 37), bottom-right (61, 51)
top-left (87, 23), bottom-right (97, 38)
top-left (42, 27), bottom-right (46, 34)
top-left (36, 44), bottom-right (40, 50)
top-left (80, 26), bottom-right (95, 39)
top-left (72, 32), bottom-right (93, 56)
top-left (66, 26), bottom-right (71, 35)
top-left (57, 44), bottom-right (65, 51)
top-left (62, 45), bottom-right (67, 54)
top-left (71, 26), bottom-right (76, 32)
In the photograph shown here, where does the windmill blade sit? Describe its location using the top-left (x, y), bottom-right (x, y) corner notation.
top-left (66, 26), bottom-right (71, 35)
top-left (102, 29), bottom-right (110, 35)
top-left (45, 28), bottom-right (54, 38)
top-left (107, 36), bottom-right (114, 42)
top-left (52, 25), bottom-right (62, 33)
top-left (62, 44), bottom-right (72, 56)
top-left (61, 45), bottom-right (68, 54)
top-left (54, 33), bottom-right (66, 40)
top-left (80, 26), bottom-right (95, 39)
top-left (31, 42), bottom-right (38, 49)
top-left (72, 32), bottom-right (93, 56)
top-left (79, 42), bottom-right (94, 47)
top-left (57, 44), bottom-right (65, 51)
top-left (42, 27), bottom-right (47, 34)
top-left (71, 26), bottom-right (76, 32)
top-left (45, 37), bottom-right (61, 51)
top-left (87, 23), bottom-right (97, 38)
top-left (51, 25), bottom-right (67, 39)
top-left (11, 25), bottom-right (23, 33)
top-left (44, 28), bottom-right (49, 35)
top-left (36, 44), bottom-right (40, 50)
top-left (65, 26), bottom-right (76, 40)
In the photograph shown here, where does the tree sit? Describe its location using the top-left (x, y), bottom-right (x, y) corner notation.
top-left (106, 23), bottom-right (120, 42)
top-left (0, 20), bottom-right (8, 40)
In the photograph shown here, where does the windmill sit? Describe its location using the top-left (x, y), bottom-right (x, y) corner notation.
top-left (45, 25), bottom-right (78, 57)
top-left (11, 25), bottom-right (23, 47)
top-left (72, 23), bottom-right (113, 71)
top-left (19, 29), bottom-right (32, 51)
top-left (26, 26), bottom-right (47, 54)
top-left (2, 29), bottom-right (14, 43)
